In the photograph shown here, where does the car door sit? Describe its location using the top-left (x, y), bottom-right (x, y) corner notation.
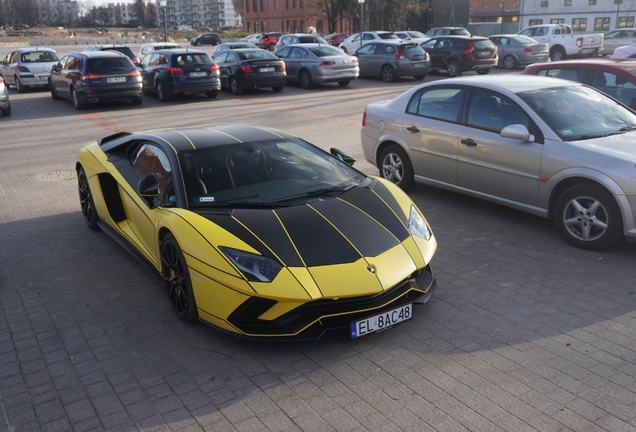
top-left (49, 55), bottom-right (68, 94)
top-left (491, 37), bottom-right (510, 60)
top-left (456, 87), bottom-right (544, 205)
top-left (55, 55), bottom-right (79, 98)
top-left (213, 52), bottom-right (231, 87)
top-left (422, 38), bottom-right (448, 69)
top-left (355, 43), bottom-right (378, 75)
top-left (2, 51), bottom-right (18, 86)
top-left (139, 52), bottom-right (157, 89)
top-left (399, 85), bottom-right (464, 184)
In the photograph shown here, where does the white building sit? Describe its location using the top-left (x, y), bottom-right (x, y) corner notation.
top-left (520, 0), bottom-right (636, 33)
top-left (157, 0), bottom-right (242, 30)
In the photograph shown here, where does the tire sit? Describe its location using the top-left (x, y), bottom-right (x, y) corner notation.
top-left (554, 183), bottom-right (623, 251)
top-left (72, 87), bottom-right (85, 110)
top-left (196, 41), bottom-right (202, 46)
top-left (230, 78), bottom-right (244, 95)
top-left (447, 59), bottom-right (461, 77)
top-left (15, 75), bottom-right (26, 93)
top-left (272, 84), bottom-right (284, 92)
top-left (503, 55), bottom-right (517, 70)
top-left (476, 68), bottom-right (491, 75)
top-left (299, 70), bottom-right (315, 89)
top-left (1, 104), bottom-right (11, 117)
top-left (161, 233), bottom-right (198, 322)
top-left (130, 95), bottom-right (143, 105)
top-left (413, 75), bottom-right (426, 80)
top-left (268, 43), bottom-right (276, 51)
top-left (214, 41), bottom-right (221, 46)
top-left (77, 166), bottom-right (99, 230)
top-left (381, 65), bottom-right (397, 83)
top-left (550, 47), bottom-right (566, 62)
top-left (206, 89), bottom-right (218, 98)
top-left (378, 145), bottom-right (415, 192)
top-left (50, 80), bottom-right (60, 100)
top-left (337, 80), bottom-right (351, 86)
top-left (157, 82), bottom-right (170, 102)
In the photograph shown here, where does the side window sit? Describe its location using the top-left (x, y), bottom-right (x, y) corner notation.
top-left (56, 55), bottom-right (69, 69)
top-left (362, 33), bottom-right (375, 41)
top-left (9, 51), bottom-right (19, 63)
top-left (133, 144), bottom-right (174, 207)
top-left (554, 68), bottom-right (581, 82)
top-left (356, 44), bottom-right (376, 54)
top-left (467, 89), bottom-right (531, 132)
top-left (406, 87), bottom-right (463, 122)
top-left (276, 47), bottom-right (290, 57)
top-left (147, 53), bottom-right (159, 66)
top-left (421, 39), bottom-right (436, 50)
top-left (214, 52), bottom-right (229, 63)
top-left (65, 56), bottom-right (77, 70)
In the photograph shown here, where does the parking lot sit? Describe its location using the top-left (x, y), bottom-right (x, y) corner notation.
top-left (1, 44), bottom-right (636, 431)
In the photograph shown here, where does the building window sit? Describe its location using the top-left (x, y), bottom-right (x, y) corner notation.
top-left (316, 19), bottom-right (322, 33)
top-left (262, 21), bottom-right (266, 31)
top-left (482, 2), bottom-right (488, 8)
top-left (512, 1), bottom-right (519, 6)
top-left (588, 0), bottom-right (596, 4)
top-left (551, 18), bottom-right (564, 24)
top-left (245, 0), bottom-right (249, 13)
top-left (540, 1), bottom-right (548, 6)
top-left (619, 16), bottom-right (635, 28)
top-left (282, 20), bottom-right (284, 30)
top-left (293, 0), bottom-right (296, 7)
top-left (255, 21), bottom-right (258, 32)
top-left (286, 20), bottom-right (290, 30)
top-left (614, 0), bottom-right (622, 4)
top-left (247, 22), bottom-right (251, 31)
top-left (286, 0), bottom-right (289, 8)
top-left (253, 0), bottom-right (257, 13)
top-left (594, 17), bottom-right (610, 31)
top-left (293, 19), bottom-right (297, 32)
top-left (300, 20), bottom-right (304, 31)
top-left (572, 18), bottom-right (587, 31)
top-left (260, 0), bottom-right (264, 11)
top-left (529, 19), bottom-right (543, 25)
top-left (564, 0), bottom-right (571, 5)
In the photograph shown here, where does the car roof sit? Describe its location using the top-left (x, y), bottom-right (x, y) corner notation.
top-left (438, 74), bottom-right (579, 93)
top-left (11, 47), bottom-right (57, 52)
top-left (142, 42), bottom-right (180, 47)
top-left (527, 58), bottom-right (636, 71)
top-left (285, 43), bottom-right (338, 49)
top-left (70, 51), bottom-right (128, 58)
top-left (155, 48), bottom-right (208, 55)
top-left (88, 44), bottom-right (131, 48)
top-left (429, 35), bottom-right (488, 40)
top-left (99, 124), bottom-right (297, 153)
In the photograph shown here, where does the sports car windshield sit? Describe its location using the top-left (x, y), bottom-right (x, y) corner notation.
top-left (179, 138), bottom-right (366, 207)
top-left (518, 85), bottom-right (636, 141)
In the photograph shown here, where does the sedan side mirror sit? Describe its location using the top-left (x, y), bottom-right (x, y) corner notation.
top-left (138, 173), bottom-right (160, 208)
top-left (330, 148), bottom-right (356, 165)
top-left (501, 124), bottom-right (535, 142)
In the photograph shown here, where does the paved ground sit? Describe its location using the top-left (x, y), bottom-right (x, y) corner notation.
top-left (1, 66), bottom-right (636, 432)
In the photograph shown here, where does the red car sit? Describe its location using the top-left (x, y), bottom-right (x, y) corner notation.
top-left (522, 58), bottom-right (636, 109)
top-left (325, 33), bottom-right (350, 47)
top-left (257, 32), bottom-right (284, 50)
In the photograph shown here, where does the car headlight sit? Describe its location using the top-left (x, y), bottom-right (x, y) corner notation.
top-left (219, 247), bottom-right (282, 282)
top-left (408, 205), bottom-right (432, 241)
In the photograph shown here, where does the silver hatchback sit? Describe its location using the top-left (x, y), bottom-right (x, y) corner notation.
top-left (0, 76), bottom-right (10, 117)
top-left (354, 41), bottom-right (431, 82)
top-left (0, 47), bottom-right (60, 93)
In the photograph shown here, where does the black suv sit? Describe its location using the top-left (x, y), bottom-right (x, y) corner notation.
top-left (49, 51), bottom-right (143, 109)
top-left (421, 35), bottom-right (498, 76)
top-left (190, 33), bottom-right (222, 46)
top-left (84, 44), bottom-right (139, 64)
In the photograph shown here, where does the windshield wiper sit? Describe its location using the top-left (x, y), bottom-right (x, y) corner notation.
top-left (577, 131), bottom-right (626, 140)
top-left (272, 184), bottom-right (356, 203)
top-left (619, 125), bottom-right (636, 132)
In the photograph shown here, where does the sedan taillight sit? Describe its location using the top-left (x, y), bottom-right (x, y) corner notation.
top-left (395, 47), bottom-right (407, 60)
top-left (130, 69), bottom-right (141, 77)
top-left (351, 57), bottom-right (359, 64)
top-left (279, 62), bottom-right (286, 72)
top-left (362, 106), bottom-right (367, 127)
top-left (524, 47), bottom-right (532, 53)
top-left (81, 73), bottom-right (101, 81)
top-left (240, 64), bottom-right (254, 73)
top-left (17, 65), bottom-right (30, 73)
top-left (319, 61), bottom-right (336, 68)
top-left (210, 64), bottom-right (220, 74)
top-left (166, 66), bottom-right (185, 75)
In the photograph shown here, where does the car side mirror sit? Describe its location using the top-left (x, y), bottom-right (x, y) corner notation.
top-left (138, 173), bottom-right (160, 208)
top-left (330, 148), bottom-right (356, 165)
top-left (501, 124), bottom-right (535, 142)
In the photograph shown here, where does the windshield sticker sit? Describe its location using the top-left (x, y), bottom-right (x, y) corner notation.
top-left (199, 197), bottom-right (215, 202)
top-left (561, 129), bottom-right (573, 135)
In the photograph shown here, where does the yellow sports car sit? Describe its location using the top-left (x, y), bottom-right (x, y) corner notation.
top-left (77, 124), bottom-right (437, 339)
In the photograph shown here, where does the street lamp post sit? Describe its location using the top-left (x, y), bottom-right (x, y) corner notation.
top-left (500, 0), bottom-right (505, 33)
top-left (160, 0), bottom-right (168, 42)
top-left (358, 0), bottom-right (364, 34)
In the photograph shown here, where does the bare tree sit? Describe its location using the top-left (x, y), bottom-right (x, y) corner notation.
top-left (133, 0), bottom-right (146, 26)
top-left (230, 0), bottom-right (244, 17)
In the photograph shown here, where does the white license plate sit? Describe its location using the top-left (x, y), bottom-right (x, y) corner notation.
top-left (412, 63), bottom-right (424, 68)
top-left (260, 67), bottom-right (275, 72)
top-left (107, 77), bottom-right (127, 83)
top-left (350, 304), bottom-right (412, 339)
top-left (190, 72), bottom-right (206, 77)
top-left (339, 71), bottom-right (353, 76)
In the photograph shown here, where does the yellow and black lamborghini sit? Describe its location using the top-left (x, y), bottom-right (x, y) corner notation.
top-left (77, 124), bottom-right (437, 340)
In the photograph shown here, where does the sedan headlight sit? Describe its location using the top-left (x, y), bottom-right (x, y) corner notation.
top-left (219, 247), bottom-right (282, 282)
top-left (408, 205), bottom-right (432, 241)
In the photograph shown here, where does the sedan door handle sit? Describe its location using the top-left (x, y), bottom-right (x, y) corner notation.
top-left (461, 138), bottom-right (477, 147)
top-left (406, 126), bottom-right (420, 133)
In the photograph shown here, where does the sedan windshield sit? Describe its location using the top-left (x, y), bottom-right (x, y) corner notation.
top-left (21, 51), bottom-right (59, 62)
top-left (179, 138), bottom-right (366, 207)
top-left (518, 85), bottom-right (636, 140)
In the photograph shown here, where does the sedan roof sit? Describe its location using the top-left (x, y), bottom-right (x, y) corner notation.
top-left (423, 74), bottom-right (579, 94)
top-left (526, 58), bottom-right (636, 72)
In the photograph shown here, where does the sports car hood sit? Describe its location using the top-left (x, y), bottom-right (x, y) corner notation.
top-left (196, 179), bottom-right (436, 299)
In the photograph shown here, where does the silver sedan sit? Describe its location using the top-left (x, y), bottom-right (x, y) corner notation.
top-left (361, 75), bottom-right (636, 250)
top-left (0, 47), bottom-right (60, 93)
top-left (489, 34), bottom-right (549, 69)
top-left (275, 43), bottom-right (359, 89)
top-left (0, 76), bottom-right (10, 117)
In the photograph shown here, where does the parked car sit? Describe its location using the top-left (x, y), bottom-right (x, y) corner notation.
top-left (84, 44), bottom-right (139, 65)
top-left (601, 28), bottom-right (636, 56)
top-left (274, 33), bottom-right (329, 51)
top-left (76, 123), bottom-right (437, 339)
top-left (0, 76), bottom-right (10, 116)
top-left (0, 47), bottom-right (60, 93)
top-left (425, 27), bottom-right (470, 37)
top-left (190, 32), bottom-right (222, 46)
top-left (275, 43), bottom-right (358, 89)
top-left (210, 42), bottom-right (259, 59)
top-left (49, 51), bottom-right (144, 109)
top-left (611, 44), bottom-right (636, 58)
top-left (138, 42), bottom-right (182, 59)
top-left (488, 34), bottom-right (549, 69)
top-left (139, 49), bottom-right (220, 102)
top-left (522, 58), bottom-right (636, 108)
top-left (241, 33), bottom-right (262, 44)
top-left (354, 40), bottom-right (430, 82)
top-left (339, 31), bottom-right (400, 54)
top-left (257, 32), bottom-right (285, 50)
top-left (421, 35), bottom-right (497, 76)
top-left (324, 33), bottom-right (350, 46)
top-left (517, 24), bottom-right (603, 61)
top-left (395, 31), bottom-right (430, 44)
top-left (213, 48), bottom-right (286, 95)
top-left (361, 74), bottom-right (636, 250)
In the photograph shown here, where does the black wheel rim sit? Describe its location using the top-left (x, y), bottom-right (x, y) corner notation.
top-left (162, 241), bottom-right (189, 317)
top-left (382, 67), bottom-right (393, 82)
top-left (300, 72), bottom-right (311, 88)
top-left (78, 170), bottom-right (94, 224)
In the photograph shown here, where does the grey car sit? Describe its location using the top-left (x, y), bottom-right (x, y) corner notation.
top-left (210, 42), bottom-right (259, 59)
top-left (601, 28), bottom-right (636, 56)
top-left (489, 34), bottom-right (549, 69)
top-left (0, 47), bottom-right (60, 93)
top-left (354, 40), bottom-right (430, 82)
top-left (274, 34), bottom-right (329, 51)
top-left (361, 74), bottom-right (636, 250)
top-left (0, 76), bottom-right (10, 116)
top-left (275, 43), bottom-right (359, 89)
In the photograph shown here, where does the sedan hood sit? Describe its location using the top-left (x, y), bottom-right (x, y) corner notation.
top-left (570, 132), bottom-right (636, 165)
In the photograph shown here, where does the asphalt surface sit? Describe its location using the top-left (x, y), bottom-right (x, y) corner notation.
top-left (1, 46), bottom-right (636, 431)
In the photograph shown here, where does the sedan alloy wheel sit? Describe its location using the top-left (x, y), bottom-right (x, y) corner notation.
top-left (379, 145), bottom-right (415, 191)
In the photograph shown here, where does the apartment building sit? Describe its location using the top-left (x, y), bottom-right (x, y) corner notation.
top-left (520, 0), bottom-right (636, 32)
top-left (158, 0), bottom-right (242, 30)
